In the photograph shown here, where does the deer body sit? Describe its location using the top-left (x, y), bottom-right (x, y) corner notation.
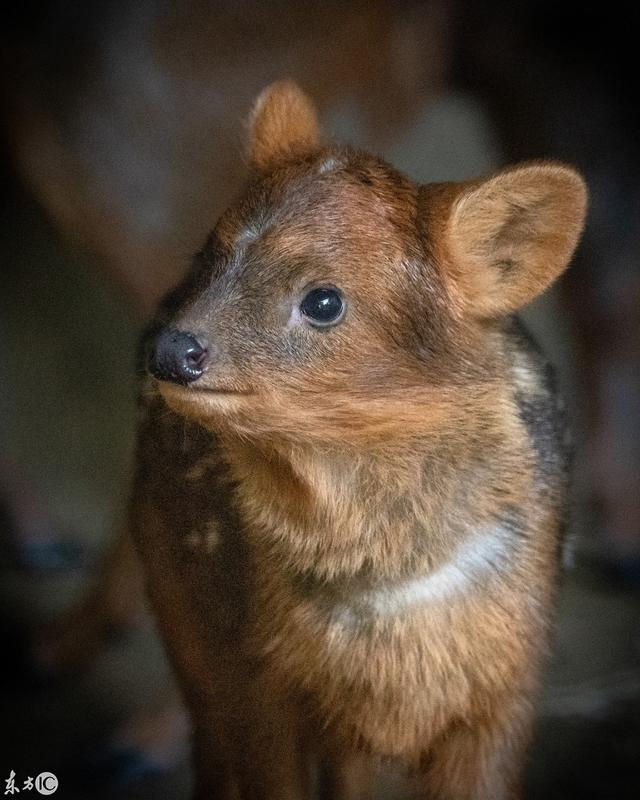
top-left (132, 82), bottom-right (585, 798)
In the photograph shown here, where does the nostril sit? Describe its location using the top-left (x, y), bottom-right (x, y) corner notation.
top-left (184, 343), bottom-right (208, 371)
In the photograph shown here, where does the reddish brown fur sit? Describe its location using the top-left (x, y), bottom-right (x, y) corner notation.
top-left (131, 82), bottom-right (586, 798)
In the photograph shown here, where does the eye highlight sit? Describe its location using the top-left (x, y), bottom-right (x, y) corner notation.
top-left (299, 286), bottom-right (345, 327)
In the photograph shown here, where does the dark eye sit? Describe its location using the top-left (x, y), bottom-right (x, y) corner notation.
top-left (300, 286), bottom-right (345, 327)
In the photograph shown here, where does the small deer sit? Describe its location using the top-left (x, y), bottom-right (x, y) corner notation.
top-left (133, 81), bottom-right (586, 799)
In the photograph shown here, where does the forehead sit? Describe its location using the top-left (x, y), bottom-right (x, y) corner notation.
top-left (213, 153), bottom-right (418, 286)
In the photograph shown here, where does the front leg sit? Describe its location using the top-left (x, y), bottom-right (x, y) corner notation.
top-left (417, 701), bottom-right (533, 800)
top-left (227, 692), bottom-right (309, 800)
top-left (189, 673), bottom-right (310, 800)
top-left (192, 721), bottom-right (235, 800)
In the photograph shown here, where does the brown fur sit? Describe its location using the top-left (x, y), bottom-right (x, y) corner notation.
top-left (131, 82), bottom-right (586, 798)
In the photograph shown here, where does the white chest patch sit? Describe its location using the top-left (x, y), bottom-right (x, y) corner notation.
top-left (333, 524), bottom-right (512, 624)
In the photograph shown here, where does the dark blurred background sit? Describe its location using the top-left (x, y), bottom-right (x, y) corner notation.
top-left (1, 2), bottom-right (638, 798)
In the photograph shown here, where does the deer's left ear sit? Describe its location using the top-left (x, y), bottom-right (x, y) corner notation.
top-left (248, 80), bottom-right (321, 172)
top-left (439, 162), bottom-right (587, 318)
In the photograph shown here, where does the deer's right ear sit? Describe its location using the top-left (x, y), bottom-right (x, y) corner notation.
top-left (424, 162), bottom-right (587, 318)
top-left (248, 80), bottom-right (322, 173)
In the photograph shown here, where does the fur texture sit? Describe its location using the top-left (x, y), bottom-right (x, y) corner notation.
top-left (131, 81), bottom-right (586, 799)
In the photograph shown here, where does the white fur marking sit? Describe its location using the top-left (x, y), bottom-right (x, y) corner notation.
top-left (334, 525), bottom-right (510, 624)
top-left (234, 221), bottom-right (262, 248)
top-left (512, 352), bottom-right (544, 396)
top-left (287, 305), bottom-right (303, 329)
top-left (318, 156), bottom-right (341, 174)
top-left (372, 527), bottom-right (507, 615)
top-left (184, 520), bottom-right (220, 554)
top-left (185, 454), bottom-right (219, 481)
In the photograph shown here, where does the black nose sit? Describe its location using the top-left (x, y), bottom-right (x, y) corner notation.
top-left (149, 329), bottom-right (208, 384)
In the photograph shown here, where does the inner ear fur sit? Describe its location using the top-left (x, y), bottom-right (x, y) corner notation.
top-left (248, 80), bottom-right (321, 172)
top-left (440, 162), bottom-right (587, 318)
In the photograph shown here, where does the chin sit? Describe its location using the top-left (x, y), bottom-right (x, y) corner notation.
top-left (158, 382), bottom-right (252, 424)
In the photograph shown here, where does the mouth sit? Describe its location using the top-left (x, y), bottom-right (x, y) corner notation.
top-left (154, 378), bottom-right (252, 395)
top-left (193, 387), bottom-right (253, 396)
top-left (156, 381), bottom-right (254, 413)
